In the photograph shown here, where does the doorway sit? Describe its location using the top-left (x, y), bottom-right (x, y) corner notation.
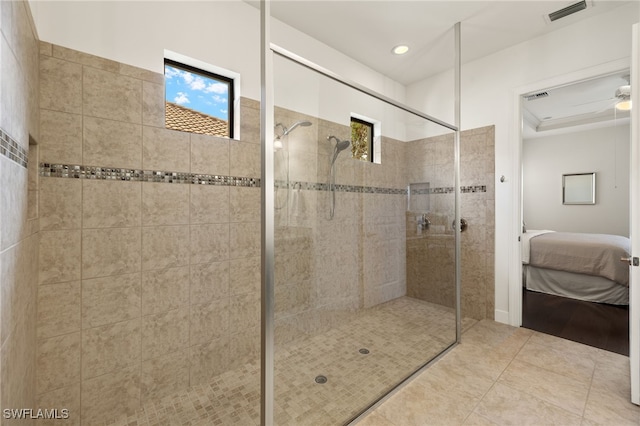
top-left (513, 67), bottom-right (632, 356)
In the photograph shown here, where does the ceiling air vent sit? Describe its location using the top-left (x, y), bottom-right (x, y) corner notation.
top-left (524, 92), bottom-right (549, 101)
top-left (548, 0), bottom-right (588, 22)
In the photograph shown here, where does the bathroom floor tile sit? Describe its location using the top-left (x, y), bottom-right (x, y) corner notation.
top-left (102, 297), bottom-right (638, 426)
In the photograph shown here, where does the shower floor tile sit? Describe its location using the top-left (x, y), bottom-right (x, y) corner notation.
top-left (104, 297), bottom-right (471, 426)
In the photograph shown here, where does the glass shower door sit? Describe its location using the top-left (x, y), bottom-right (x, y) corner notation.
top-left (269, 47), bottom-right (460, 424)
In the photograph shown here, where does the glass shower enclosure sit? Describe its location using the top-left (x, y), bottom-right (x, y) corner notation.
top-left (261, 12), bottom-right (461, 423)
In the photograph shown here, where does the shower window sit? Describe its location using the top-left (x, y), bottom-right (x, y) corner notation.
top-left (164, 57), bottom-right (235, 138)
top-left (350, 116), bottom-right (374, 162)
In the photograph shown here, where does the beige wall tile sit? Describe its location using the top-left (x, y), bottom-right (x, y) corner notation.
top-left (140, 350), bottom-right (189, 404)
top-left (82, 228), bottom-right (141, 279)
top-left (1, 36), bottom-right (27, 147)
top-left (189, 299), bottom-right (229, 344)
top-left (142, 81), bottom-right (164, 128)
top-left (229, 293), bottom-right (260, 333)
top-left (81, 363), bottom-right (140, 424)
top-left (228, 326), bottom-right (259, 368)
top-left (142, 182), bottom-right (189, 226)
top-left (239, 99), bottom-right (260, 144)
top-left (190, 184), bottom-right (229, 224)
top-left (37, 281), bottom-right (81, 339)
top-left (39, 109), bottom-right (82, 164)
top-left (229, 141), bottom-right (259, 178)
top-left (39, 177), bottom-right (82, 231)
top-left (39, 230), bottom-right (81, 284)
top-left (83, 66), bottom-right (141, 124)
top-left (190, 223), bottom-right (229, 264)
top-left (0, 157), bottom-right (28, 250)
top-left (190, 261), bottom-right (229, 304)
top-left (119, 63), bottom-right (163, 84)
top-left (229, 186), bottom-right (259, 223)
top-left (189, 337), bottom-right (230, 386)
top-left (190, 133), bottom-right (229, 175)
top-left (82, 272), bottom-right (141, 329)
top-left (141, 266), bottom-right (189, 316)
top-left (52, 45), bottom-right (119, 73)
top-left (142, 225), bottom-right (190, 271)
top-left (40, 55), bottom-right (82, 114)
top-left (229, 257), bottom-right (260, 296)
top-left (82, 180), bottom-right (141, 229)
top-left (1, 287), bottom-right (37, 413)
top-left (82, 318), bottom-right (141, 379)
top-left (83, 116), bottom-right (142, 169)
top-left (1, 234), bottom-right (38, 343)
top-left (141, 307), bottom-right (189, 361)
top-left (288, 150), bottom-right (318, 183)
top-left (142, 126), bottom-right (190, 172)
top-left (36, 383), bottom-right (81, 426)
top-left (230, 222), bottom-right (260, 260)
top-left (39, 41), bottom-right (53, 56)
top-left (36, 332), bottom-right (81, 394)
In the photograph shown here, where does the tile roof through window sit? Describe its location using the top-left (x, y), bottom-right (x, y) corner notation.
top-left (165, 102), bottom-right (229, 137)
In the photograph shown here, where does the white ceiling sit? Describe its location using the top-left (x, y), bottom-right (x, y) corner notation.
top-left (522, 71), bottom-right (631, 138)
top-left (265, 0), bottom-right (634, 135)
top-left (268, 0), bottom-right (632, 85)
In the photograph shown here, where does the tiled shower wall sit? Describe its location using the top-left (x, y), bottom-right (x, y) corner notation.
top-left (36, 42), bottom-right (262, 423)
top-left (273, 112), bottom-right (407, 344)
top-left (35, 41), bottom-right (494, 423)
top-left (405, 126), bottom-right (495, 320)
top-left (0, 0), bottom-right (40, 421)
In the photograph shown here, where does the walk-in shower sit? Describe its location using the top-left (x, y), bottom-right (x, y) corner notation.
top-left (24, 2), bottom-right (461, 424)
top-left (327, 135), bottom-right (351, 219)
top-left (267, 36), bottom-right (461, 423)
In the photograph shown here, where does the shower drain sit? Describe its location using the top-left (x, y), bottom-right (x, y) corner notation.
top-left (315, 375), bottom-right (328, 384)
top-left (359, 348), bottom-right (370, 355)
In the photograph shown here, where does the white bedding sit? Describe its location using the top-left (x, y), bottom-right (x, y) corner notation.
top-left (521, 230), bottom-right (554, 264)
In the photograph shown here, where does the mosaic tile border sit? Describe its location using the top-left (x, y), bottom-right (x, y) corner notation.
top-left (40, 163), bottom-right (486, 195)
top-left (0, 129), bottom-right (28, 168)
top-left (278, 180), bottom-right (407, 195)
top-left (40, 163), bottom-right (260, 187)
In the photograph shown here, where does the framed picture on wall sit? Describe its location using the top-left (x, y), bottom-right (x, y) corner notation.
top-left (562, 172), bottom-right (596, 205)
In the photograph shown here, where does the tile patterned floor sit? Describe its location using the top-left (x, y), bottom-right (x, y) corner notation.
top-left (106, 297), bottom-right (468, 425)
top-left (359, 320), bottom-right (640, 426)
top-left (106, 299), bottom-right (640, 425)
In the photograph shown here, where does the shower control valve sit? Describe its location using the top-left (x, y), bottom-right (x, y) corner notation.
top-left (417, 214), bottom-right (431, 230)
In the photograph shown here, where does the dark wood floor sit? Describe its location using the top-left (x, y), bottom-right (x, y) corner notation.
top-left (522, 289), bottom-right (629, 356)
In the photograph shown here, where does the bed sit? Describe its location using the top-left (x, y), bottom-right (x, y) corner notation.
top-left (522, 230), bottom-right (631, 305)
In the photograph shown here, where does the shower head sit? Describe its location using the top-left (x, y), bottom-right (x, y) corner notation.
top-left (275, 120), bottom-right (312, 139)
top-left (283, 120), bottom-right (312, 136)
top-left (327, 136), bottom-right (352, 164)
top-left (335, 139), bottom-right (350, 152)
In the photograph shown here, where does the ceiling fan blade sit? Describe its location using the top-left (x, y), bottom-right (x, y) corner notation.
top-left (572, 96), bottom-right (617, 108)
top-left (594, 99), bottom-right (620, 114)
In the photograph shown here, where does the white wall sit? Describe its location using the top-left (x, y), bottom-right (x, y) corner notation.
top-left (29, 0), bottom-right (409, 139)
top-left (523, 124), bottom-right (630, 237)
top-left (406, 2), bottom-right (640, 323)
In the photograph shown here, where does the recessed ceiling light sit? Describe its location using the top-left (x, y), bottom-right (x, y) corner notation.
top-left (392, 45), bottom-right (409, 55)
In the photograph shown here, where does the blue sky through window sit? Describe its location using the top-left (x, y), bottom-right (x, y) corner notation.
top-left (165, 64), bottom-right (229, 121)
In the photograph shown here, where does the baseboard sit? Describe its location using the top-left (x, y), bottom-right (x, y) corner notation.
top-left (494, 309), bottom-right (510, 325)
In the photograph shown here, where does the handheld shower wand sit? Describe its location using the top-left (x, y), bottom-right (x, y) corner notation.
top-left (327, 136), bottom-right (351, 219)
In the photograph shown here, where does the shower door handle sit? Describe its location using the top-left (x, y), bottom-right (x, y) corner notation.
top-left (452, 218), bottom-right (468, 232)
